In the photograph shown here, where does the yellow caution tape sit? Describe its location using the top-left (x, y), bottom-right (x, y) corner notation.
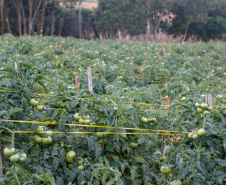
top-left (0, 120), bottom-right (189, 134)
top-left (0, 120), bottom-right (58, 125)
top-left (0, 130), bottom-right (184, 136)
top-left (1, 89), bottom-right (225, 108)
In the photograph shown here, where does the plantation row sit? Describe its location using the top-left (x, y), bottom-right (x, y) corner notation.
top-left (0, 34), bottom-right (225, 185)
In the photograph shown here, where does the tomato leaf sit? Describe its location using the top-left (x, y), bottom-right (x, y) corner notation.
top-left (6, 107), bottom-right (23, 117)
top-left (106, 143), bottom-right (114, 152)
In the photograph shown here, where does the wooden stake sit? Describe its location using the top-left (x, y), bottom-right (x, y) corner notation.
top-left (159, 54), bottom-right (162, 62)
top-left (62, 48), bottom-right (65, 54)
top-left (166, 97), bottom-right (171, 113)
top-left (89, 46), bottom-right (91, 51)
top-left (67, 36), bottom-right (70, 44)
top-left (102, 61), bottom-right (106, 68)
top-left (73, 48), bottom-right (75, 52)
top-left (56, 42), bottom-right (58, 50)
top-left (75, 74), bottom-right (80, 91)
top-left (131, 58), bottom-right (134, 79)
top-left (165, 75), bottom-right (168, 84)
top-left (205, 94), bottom-right (212, 106)
top-left (60, 42), bottom-right (62, 47)
top-left (24, 54), bottom-right (27, 61)
top-left (15, 62), bottom-right (18, 70)
top-left (163, 46), bottom-right (166, 55)
top-left (138, 66), bottom-right (142, 75)
top-left (192, 81), bottom-right (196, 87)
top-left (87, 67), bottom-right (93, 93)
top-left (219, 55), bottom-right (221, 62)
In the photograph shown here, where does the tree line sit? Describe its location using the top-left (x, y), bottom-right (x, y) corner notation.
top-left (0, 0), bottom-right (226, 41)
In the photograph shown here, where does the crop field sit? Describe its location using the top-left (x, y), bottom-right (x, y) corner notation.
top-left (0, 34), bottom-right (225, 185)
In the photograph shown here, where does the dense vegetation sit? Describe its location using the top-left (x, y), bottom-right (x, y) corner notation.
top-left (0, 35), bottom-right (225, 184)
top-left (0, 0), bottom-right (226, 41)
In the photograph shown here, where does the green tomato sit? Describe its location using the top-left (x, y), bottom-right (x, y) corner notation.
top-left (169, 138), bottom-right (175, 144)
top-left (154, 160), bottom-right (159, 165)
top-left (36, 126), bottom-right (45, 135)
top-left (21, 153), bottom-right (27, 158)
top-left (19, 157), bottom-right (26, 162)
top-left (195, 102), bottom-right (200, 107)
top-left (129, 143), bottom-right (138, 149)
top-left (10, 154), bottom-right (20, 162)
top-left (34, 135), bottom-right (42, 143)
top-left (208, 106), bottom-right (213, 111)
top-left (30, 99), bottom-right (39, 107)
top-left (66, 151), bottom-right (76, 158)
top-left (170, 180), bottom-right (182, 185)
top-left (197, 108), bottom-right (204, 113)
top-left (41, 136), bottom-right (52, 145)
top-left (68, 163), bottom-right (72, 170)
top-left (192, 134), bottom-right (198, 139)
top-left (4, 147), bottom-right (15, 157)
top-left (143, 118), bottom-right (149, 124)
top-left (66, 156), bottom-right (74, 163)
top-left (216, 95), bottom-right (223, 99)
top-left (150, 118), bottom-right (157, 123)
top-left (74, 113), bottom-right (81, 120)
top-left (176, 137), bottom-right (181, 141)
top-left (198, 129), bottom-right (206, 136)
top-left (203, 110), bottom-right (210, 115)
top-left (77, 165), bottom-right (84, 171)
top-left (200, 103), bottom-right (208, 109)
top-left (160, 156), bottom-right (167, 162)
top-left (141, 117), bottom-right (145, 122)
top-left (96, 132), bottom-right (104, 138)
top-left (98, 139), bottom-right (104, 144)
top-left (154, 151), bottom-right (162, 156)
top-left (45, 130), bottom-right (53, 137)
top-left (181, 97), bottom-right (186, 101)
top-left (161, 165), bottom-right (172, 174)
top-left (79, 119), bottom-right (85, 124)
top-left (77, 157), bottom-right (84, 165)
top-left (36, 105), bottom-right (44, 111)
top-left (84, 120), bottom-right (90, 125)
top-left (188, 133), bottom-right (193, 138)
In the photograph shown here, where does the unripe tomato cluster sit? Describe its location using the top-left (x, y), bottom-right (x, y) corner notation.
top-left (72, 113), bottom-right (91, 127)
top-left (4, 147), bottom-right (27, 163)
top-left (30, 99), bottom-right (44, 111)
top-left (153, 151), bottom-right (169, 166)
top-left (188, 128), bottom-right (206, 139)
top-left (195, 102), bottom-right (212, 115)
top-left (169, 136), bottom-right (181, 144)
top-left (141, 117), bottom-right (156, 124)
top-left (34, 126), bottom-right (53, 144)
top-left (216, 94), bottom-right (223, 99)
top-left (66, 151), bottom-right (84, 171)
top-left (180, 96), bottom-right (186, 101)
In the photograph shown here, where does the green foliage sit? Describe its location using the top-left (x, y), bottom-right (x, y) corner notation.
top-left (0, 37), bottom-right (225, 185)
